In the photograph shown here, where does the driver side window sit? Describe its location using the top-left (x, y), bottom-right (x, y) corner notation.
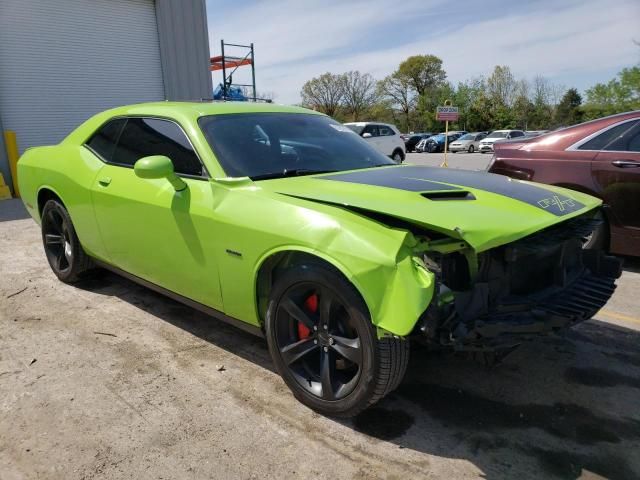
top-left (113, 118), bottom-right (204, 176)
top-left (362, 125), bottom-right (378, 137)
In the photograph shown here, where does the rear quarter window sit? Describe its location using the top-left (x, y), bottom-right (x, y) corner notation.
top-left (85, 118), bottom-right (126, 162)
top-left (579, 120), bottom-right (640, 151)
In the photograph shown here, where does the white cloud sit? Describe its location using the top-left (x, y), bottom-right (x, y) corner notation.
top-left (207, 0), bottom-right (640, 103)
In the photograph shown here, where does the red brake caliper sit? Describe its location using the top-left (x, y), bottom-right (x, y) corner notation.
top-left (298, 293), bottom-right (317, 339)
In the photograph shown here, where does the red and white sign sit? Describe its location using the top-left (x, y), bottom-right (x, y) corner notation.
top-left (436, 106), bottom-right (459, 121)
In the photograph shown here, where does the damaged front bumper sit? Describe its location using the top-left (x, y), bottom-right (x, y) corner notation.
top-left (415, 213), bottom-right (623, 351)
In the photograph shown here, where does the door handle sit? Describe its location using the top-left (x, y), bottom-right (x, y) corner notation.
top-left (612, 160), bottom-right (640, 168)
top-left (98, 177), bottom-right (112, 186)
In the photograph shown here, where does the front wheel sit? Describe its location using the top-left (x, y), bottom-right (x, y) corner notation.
top-left (41, 199), bottom-right (93, 283)
top-left (468, 145), bottom-right (475, 153)
top-left (582, 211), bottom-right (609, 251)
top-left (265, 265), bottom-right (409, 417)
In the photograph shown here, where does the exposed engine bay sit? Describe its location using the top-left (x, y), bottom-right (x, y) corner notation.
top-left (414, 212), bottom-right (623, 351)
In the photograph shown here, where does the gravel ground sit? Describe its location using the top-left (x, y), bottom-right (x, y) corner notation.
top-left (1, 194), bottom-right (639, 480)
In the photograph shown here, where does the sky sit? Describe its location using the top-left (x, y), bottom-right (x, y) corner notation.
top-left (206, 0), bottom-right (640, 104)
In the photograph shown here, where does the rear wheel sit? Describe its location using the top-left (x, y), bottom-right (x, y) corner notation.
top-left (41, 199), bottom-right (93, 283)
top-left (392, 150), bottom-right (404, 163)
top-left (265, 265), bottom-right (409, 417)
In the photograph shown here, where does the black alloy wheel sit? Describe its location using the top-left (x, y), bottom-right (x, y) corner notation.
top-left (265, 265), bottom-right (409, 417)
top-left (42, 206), bottom-right (73, 275)
top-left (41, 199), bottom-right (93, 283)
top-left (273, 283), bottom-right (363, 401)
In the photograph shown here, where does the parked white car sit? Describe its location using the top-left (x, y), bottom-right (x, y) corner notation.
top-left (478, 130), bottom-right (525, 153)
top-left (449, 132), bottom-right (487, 153)
top-left (344, 122), bottom-right (406, 162)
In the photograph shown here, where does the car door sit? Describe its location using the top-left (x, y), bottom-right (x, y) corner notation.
top-left (377, 125), bottom-right (395, 155)
top-left (588, 119), bottom-right (640, 255)
top-left (361, 124), bottom-right (380, 151)
top-left (87, 116), bottom-right (223, 309)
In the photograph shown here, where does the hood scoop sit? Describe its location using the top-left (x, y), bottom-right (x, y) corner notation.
top-left (421, 191), bottom-right (475, 201)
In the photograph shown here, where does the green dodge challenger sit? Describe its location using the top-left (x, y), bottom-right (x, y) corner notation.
top-left (18, 102), bottom-right (621, 416)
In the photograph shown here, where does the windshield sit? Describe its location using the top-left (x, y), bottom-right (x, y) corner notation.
top-left (458, 134), bottom-right (474, 140)
top-left (199, 113), bottom-right (394, 179)
top-left (486, 131), bottom-right (508, 139)
top-left (344, 124), bottom-right (364, 135)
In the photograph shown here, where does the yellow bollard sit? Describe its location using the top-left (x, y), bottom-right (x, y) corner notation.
top-left (0, 172), bottom-right (11, 200)
top-left (4, 130), bottom-right (20, 198)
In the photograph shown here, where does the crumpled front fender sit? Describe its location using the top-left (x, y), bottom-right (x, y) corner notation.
top-left (252, 224), bottom-right (435, 338)
top-left (348, 245), bottom-right (435, 337)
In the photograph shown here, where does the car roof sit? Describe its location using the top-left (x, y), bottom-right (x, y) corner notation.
top-left (101, 101), bottom-right (318, 118)
top-left (64, 101), bottom-right (324, 146)
top-left (344, 121), bottom-right (395, 127)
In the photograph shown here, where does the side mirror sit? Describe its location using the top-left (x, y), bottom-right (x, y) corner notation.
top-left (362, 132), bottom-right (372, 138)
top-left (134, 155), bottom-right (186, 191)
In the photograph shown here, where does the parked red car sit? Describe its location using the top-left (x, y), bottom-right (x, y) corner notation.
top-left (489, 111), bottom-right (640, 257)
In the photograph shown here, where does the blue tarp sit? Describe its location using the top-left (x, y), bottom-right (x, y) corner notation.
top-left (212, 83), bottom-right (248, 101)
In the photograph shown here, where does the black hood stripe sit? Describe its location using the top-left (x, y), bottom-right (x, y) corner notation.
top-left (319, 166), bottom-right (584, 216)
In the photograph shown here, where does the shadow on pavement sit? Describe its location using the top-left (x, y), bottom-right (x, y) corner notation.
top-left (0, 198), bottom-right (29, 222)
top-left (78, 270), bottom-right (640, 480)
top-left (622, 255), bottom-right (640, 273)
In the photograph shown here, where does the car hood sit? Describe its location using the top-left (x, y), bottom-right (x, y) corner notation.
top-left (480, 137), bottom-right (502, 144)
top-left (257, 165), bottom-right (600, 252)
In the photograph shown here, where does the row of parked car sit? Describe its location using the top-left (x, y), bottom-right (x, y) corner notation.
top-left (404, 130), bottom-right (549, 154)
top-left (343, 121), bottom-right (550, 162)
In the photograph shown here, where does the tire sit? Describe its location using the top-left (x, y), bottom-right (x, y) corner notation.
top-left (582, 210), bottom-right (608, 251)
top-left (468, 145), bottom-right (475, 153)
top-left (392, 150), bottom-right (404, 163)
top-left (265, 264), bottom-right (409, 417)
top-left (41, 199), bottom-right (93, 283)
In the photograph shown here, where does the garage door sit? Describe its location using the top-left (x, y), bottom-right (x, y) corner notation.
top-left (0, 0), bottom-right (165, 152)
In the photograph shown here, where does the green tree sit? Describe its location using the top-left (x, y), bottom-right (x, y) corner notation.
top-left (300, 72), bottom-right (344, 117)
top-left (583, 66), bottom-right (640, 120)
top-left (397, 55), bottom-right (447, 97)
top-left (468, 92), bottom-right (496, 131)
top-left (486, 65), bottom-right (516, 107)
top-left (339, 71), bottom-right (377, 121)
top-left (527, 75), bottom-right (554, 129)
top-left (453, 78), bottom-right (484, 130)
top-left (377, 72), bottom-right (415, 132)
top-left (555, 88), bottom-right (583, 126)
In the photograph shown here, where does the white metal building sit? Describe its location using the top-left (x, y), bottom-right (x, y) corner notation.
top-left (0, 0), bottom-right (213, 194)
